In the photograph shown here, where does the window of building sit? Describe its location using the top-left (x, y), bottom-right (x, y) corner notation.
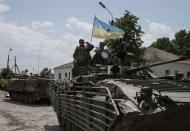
top-left (65, 72), bottom-right (67, 77)
top-left (165, 70), bottom-right (170, 75)
top-left (187, 72), bottom-right (190, 78)
top-left (58, 73), bottom-right (61, 79)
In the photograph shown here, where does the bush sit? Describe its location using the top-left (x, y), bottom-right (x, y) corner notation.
top-left (0, 79), bottom-right (8, 91)
top-left (1, 68), bottom-right (13, 79)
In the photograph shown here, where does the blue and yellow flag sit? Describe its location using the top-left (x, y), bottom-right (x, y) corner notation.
top-left (92, 17), bottom-right (124, 39)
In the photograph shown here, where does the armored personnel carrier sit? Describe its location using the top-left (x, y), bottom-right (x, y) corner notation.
top-left (8, 76), bottom-right (52, 104)
top-left (50, 42), bottom-right (190, 131)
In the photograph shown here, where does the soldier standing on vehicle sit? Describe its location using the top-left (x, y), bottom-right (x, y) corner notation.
top-left (85, 42), bottom-right (94, 65)
top-left (73, 39), bottom-right (93, 76)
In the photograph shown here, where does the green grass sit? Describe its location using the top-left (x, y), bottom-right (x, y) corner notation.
top-left (0, 79), bottom-right (8, 91)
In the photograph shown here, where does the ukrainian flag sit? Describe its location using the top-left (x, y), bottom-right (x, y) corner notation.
top-left (92, 17), bottom-right (124, 39)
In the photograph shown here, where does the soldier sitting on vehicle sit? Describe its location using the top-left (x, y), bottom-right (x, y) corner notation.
top-left (91, 42), bottom-right (110, 65)
top-left (73, 39), bottom-right (94, 77)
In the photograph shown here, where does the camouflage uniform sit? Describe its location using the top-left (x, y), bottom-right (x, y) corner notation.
top-left (92, 49), bottom-right (103, 65)
top-left (91, 48), bottom-right (111, 65)
top-left (73, 46), bottom-right (92, 76)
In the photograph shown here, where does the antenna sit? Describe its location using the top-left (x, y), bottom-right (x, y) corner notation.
top-left (37, 49), bottom-right (41, 74)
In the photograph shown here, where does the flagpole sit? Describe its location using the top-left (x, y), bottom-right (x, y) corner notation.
top-left (90, 15), bottom-right (96, 43)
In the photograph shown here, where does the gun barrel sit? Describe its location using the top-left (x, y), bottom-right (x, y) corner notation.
top-left (128, 57), bottom-right (187, 72)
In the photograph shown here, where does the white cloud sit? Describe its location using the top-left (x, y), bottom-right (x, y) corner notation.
top-left (142, 20), bottom-right (173, 47)
top-left (31, 21), bottom-right (55, 29)
top-left (0, 21), bottom-right (85, 72)
top-left (0, 16), bottom-right (3, 21)
top-left (0, 4), bottom-right (10, 13)
top-left (0, 17), bottom-right (101, 73)
top-left (142, 33), bottom-right (155, 47)
top-left (149, 22), bottom-right (171, 35)
top-left (65, 17), bottom-right (92, 34)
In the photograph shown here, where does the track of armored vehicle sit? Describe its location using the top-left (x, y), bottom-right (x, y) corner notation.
top-left (50, 64), bottom-right (190, 131)
top-left (8, 77), bottom-right (52, 104)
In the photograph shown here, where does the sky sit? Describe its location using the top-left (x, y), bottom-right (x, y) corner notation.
top-left (0, 0), bottom-right (190, 73)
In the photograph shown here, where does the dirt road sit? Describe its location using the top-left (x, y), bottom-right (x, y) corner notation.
top-left (0, 91), bottom-right (61, 131)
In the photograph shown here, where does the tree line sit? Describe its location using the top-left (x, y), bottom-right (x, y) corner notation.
top-left (151, 30), bottom-right (190, 56)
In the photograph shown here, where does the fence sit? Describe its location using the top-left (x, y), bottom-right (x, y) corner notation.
top-left (50, 80), bottom-right (119, 131)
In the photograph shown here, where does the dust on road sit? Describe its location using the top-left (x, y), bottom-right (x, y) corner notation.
top-left (0, 91), bottom-right (61, 131)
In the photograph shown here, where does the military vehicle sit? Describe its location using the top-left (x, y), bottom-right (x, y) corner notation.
top-left (50, 42), bottom-right (190, 131)
top-left (8, 76), bottom-right (52, 104)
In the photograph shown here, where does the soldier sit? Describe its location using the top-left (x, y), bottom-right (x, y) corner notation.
top-left (111, 53), bottom-right (122, 66)
top-left (85, 42), bottom-right (94, 52)
top-left (85, 42), bottom-right (94, 65)
top-left (73, 39), bottom-right (93, 76)
top-left (22, 69), bottom-right (31, 77)
top-left (116, 42), bottom-right (128, 64)
top-left (91, 42), bottom-right (110, 65)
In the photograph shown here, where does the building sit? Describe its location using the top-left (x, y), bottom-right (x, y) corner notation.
top-left (144, 47), bottom-right (190, 78)
top-left (54, 62), bottom-right (73, 81)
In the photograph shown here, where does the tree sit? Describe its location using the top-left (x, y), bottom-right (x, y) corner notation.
top-left (113, 10), bottom-right (144, 57)
top-left (1, 68), bottom-right (13, 79)
top-left (151, 37), bottom-right (177, 53)
top-left (184, 31), bottom-right (190, 57)
top-left (173, 29), bottom-right (187, 55)
top-left (40, 67), bottom-right (52, 78)
top-left (151, 29), bottom-right (190, 57)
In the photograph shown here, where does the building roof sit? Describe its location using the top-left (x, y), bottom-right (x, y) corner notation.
top-left (144, 47), bottom-right (190, 65)
top-left (54, 62), bottom-right (73, 70)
